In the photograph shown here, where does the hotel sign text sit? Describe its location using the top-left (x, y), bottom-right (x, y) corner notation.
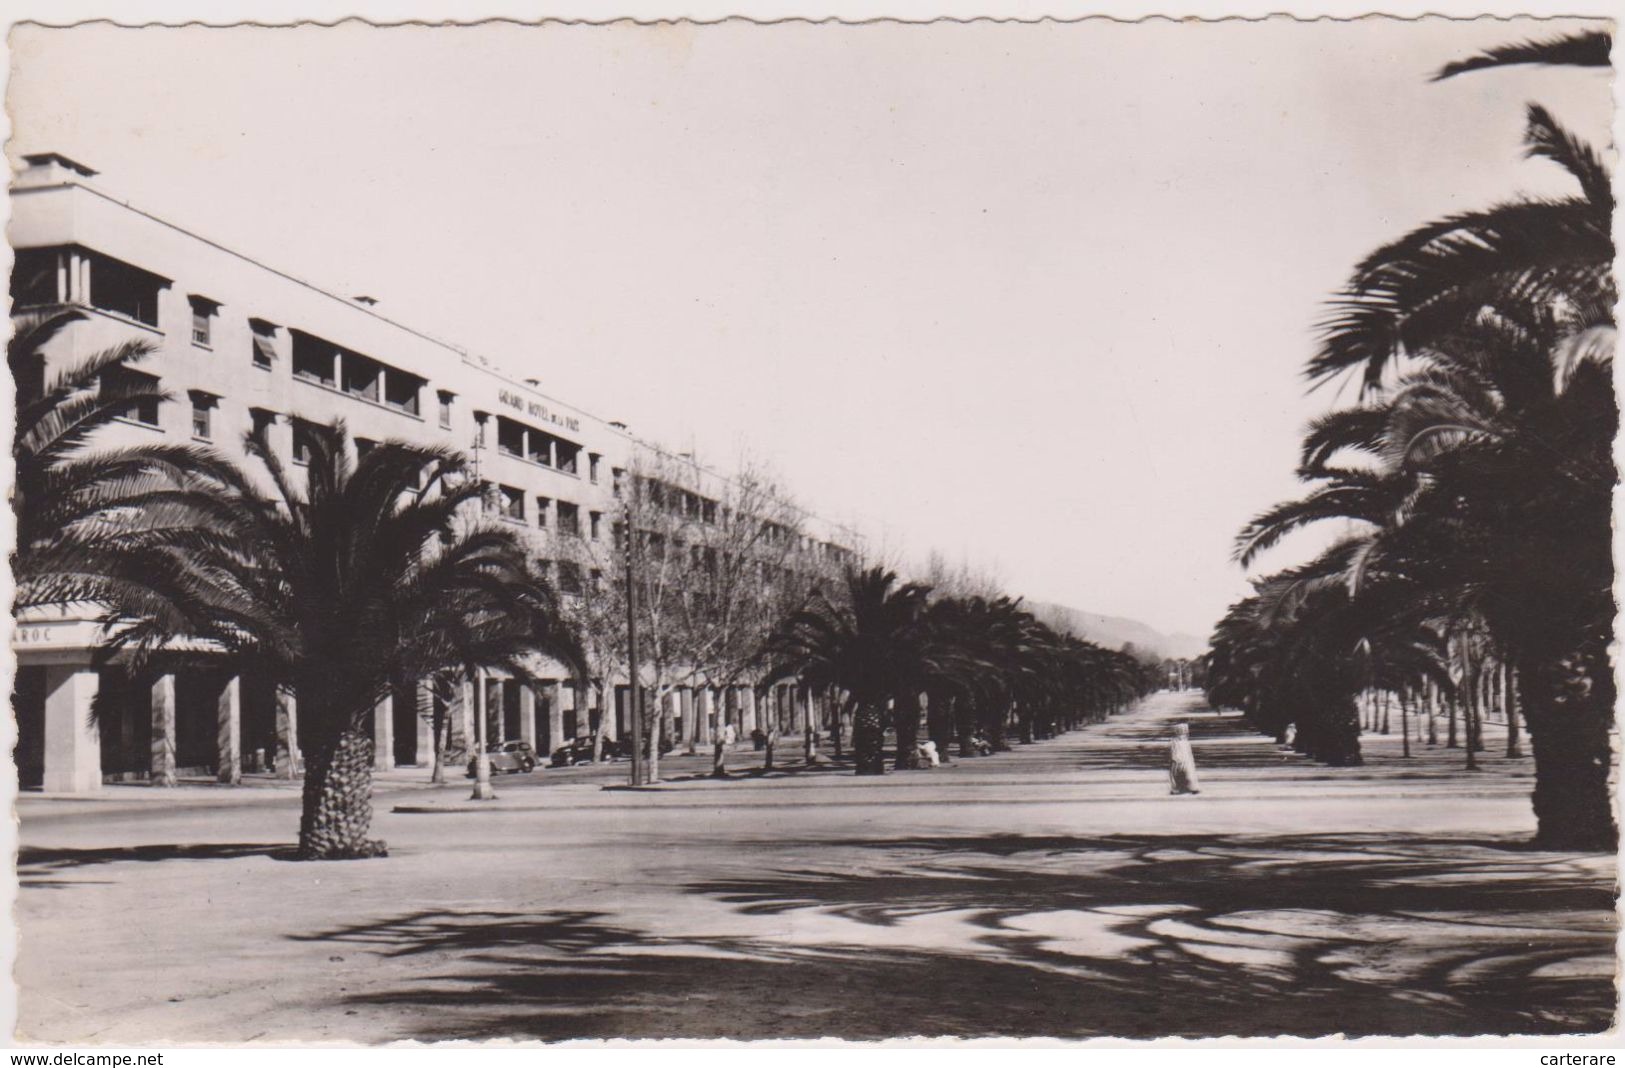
top-left (499, 389), bottom-right (581, 434)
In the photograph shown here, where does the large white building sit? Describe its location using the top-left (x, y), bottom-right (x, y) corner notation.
top-left (10, 152), bottom-right (856, 793)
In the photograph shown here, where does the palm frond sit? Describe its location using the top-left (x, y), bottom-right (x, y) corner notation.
top-left (1434, 30), bottom-right (1612, 80)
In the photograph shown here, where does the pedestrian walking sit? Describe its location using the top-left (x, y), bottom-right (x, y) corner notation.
top-left (1168, 722), bottom-right (1201, 795)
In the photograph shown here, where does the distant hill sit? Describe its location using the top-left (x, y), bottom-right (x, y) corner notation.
top-left (1028, 601), bottom-right (1207, 662)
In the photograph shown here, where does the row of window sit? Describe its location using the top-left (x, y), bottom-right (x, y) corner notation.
top-left (16, 245), bottom-right (464, 431)
top-left (18, 246), bottom-right (856, 563)
top-left (490, 484), bottom-right (602, 539)
top-left (289, 329), bottom-right (425, 416)
top-left (14, 247), bottom-right (164, 327)
top-left (622, 474), bottom-right (849, 563)
top-left (491, 414), bottom-right (594, 479)
top-left (630, 475), bottom-right (721, 524)
top-left (537, 559), bottom-right (602, 597)
top-left (108, 379), bottom-right (856, 570)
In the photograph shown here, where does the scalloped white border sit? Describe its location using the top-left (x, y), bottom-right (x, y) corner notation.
top-left (0, 1), bottom-right (1617, 24)
top-left (0, 1), bottom-right (1617, 1057)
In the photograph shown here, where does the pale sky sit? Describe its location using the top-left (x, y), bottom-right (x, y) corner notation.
top-left (6, 16), bottom-right (1613, 637)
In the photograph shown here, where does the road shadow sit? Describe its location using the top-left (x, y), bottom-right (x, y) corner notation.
top-left (293, 830), bottom-right (1615, 1040)
top-left (18, 843), bottom-right (296, 884)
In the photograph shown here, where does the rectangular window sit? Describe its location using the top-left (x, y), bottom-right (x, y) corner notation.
top-left (291, 331), bottom-right (338, 387)
top-left (383, 369), bottom-right (422, 415)
top-left (189, 296), bottom-right (218, 347)
top-left (88, 253), bottom-right (165, 327)
top-left (438, 391), bottom-right (455, 429)
top-left (292, 421), bottom-right (318, 466)
top-left (189, 392), bottom-right (216, 440)
top-left (556, 441), bottom-right (580, 475)
top-left (341, 353), bottom-right (381, 402)
top-left (497, 418), bottom-right (525, 458)
top-left (526, 431), bottom-right (551, 466)
top-left (589, 453), bottom-right (601, 484)
top-left (103, 368), bottom-right (161, 427)
top-left (557, 561), bottom-right (584, 597)
top-left (535, 497), bottom-right (551, 528)
top-left (557, 502), bottom-right (580, 537)
top-left (612, 468), bottom-right (625, 499)
top-left (590, 511), bottom-right (602, 541)
top-left (249, 407), bottom-right (278, 441)
top-left (11, 248), bottom-right (61, 307)
top-left (249, 319), bottom-right (277, 368)
top-left (500, 485), bottom-right (526, 522)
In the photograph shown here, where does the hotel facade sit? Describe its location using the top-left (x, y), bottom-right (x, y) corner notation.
top-left (10, 152), bottom-right (856, 794)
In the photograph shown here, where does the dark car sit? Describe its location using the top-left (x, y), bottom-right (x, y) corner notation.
top-left (549, 737), bottom-right (600, 768)
top-left (466, 739), bottom-right (536, 777)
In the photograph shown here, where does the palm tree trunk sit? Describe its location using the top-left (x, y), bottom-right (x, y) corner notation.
top-left (853, 702), bottom-right (886, 776)
top-left (1504, 662), bottom-right (1522, 758)
top-left (1446, 693), bottom-right (1459, 748)
top-left (429, 701), bottom-right (446, 785)
top-left (297, 727), bottom-right (386, 860)
top-left (1320, 694), bottom-right (1363, 767)
top-left (1463, 665), bottom-right (1481, 770)
top-left (988, 706), bottom-right (1011, 752)
top-left (1399, 689), bottom-right (1412, 758)
top-left (1475, 666), bottom-right (1490, 753)
top-left (927, 693), bottom-right (954, 765)
top-left (893, 693), bottom-right (922, 770)
top-left (1520, 653), bottom-right (1616, 851)
top-left (803, 691), bottom-right (817, 764)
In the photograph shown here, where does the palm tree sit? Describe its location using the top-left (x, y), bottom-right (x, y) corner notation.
top-left (95, 420), bottom-right (583, 858)
top-left (11, 308), bottom-right (218, 612)
top-left (1229, 34), bottom-right (1615, 847)
top-left (762, 566), bottom-right (931, 775)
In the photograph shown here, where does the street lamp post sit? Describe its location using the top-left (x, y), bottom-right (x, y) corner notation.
top-left (465, 412), bottom-right (496, 800)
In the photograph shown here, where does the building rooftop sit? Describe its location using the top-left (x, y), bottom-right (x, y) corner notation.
top-left (21, 151), bottom-right (98, 178)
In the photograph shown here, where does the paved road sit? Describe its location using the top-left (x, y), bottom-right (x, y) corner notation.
top-left (15, 693), bottom-right (1616, 1042)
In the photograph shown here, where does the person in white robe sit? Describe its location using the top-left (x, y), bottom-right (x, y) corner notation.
top-left (1168, 722), bottom-right (1201, 795)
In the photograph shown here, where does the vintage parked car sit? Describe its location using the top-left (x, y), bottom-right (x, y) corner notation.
top-left (549, 737), bottom-right (600, 767)
top-left (465, 740), bottom-right (537, 776)
top-left (549, 735), bottom-right (677, 767)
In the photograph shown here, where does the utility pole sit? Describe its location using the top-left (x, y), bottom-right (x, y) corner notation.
top-left (624, 480), bottom-right (645, 787)
top-left (468, 412), bottom-right (495, 800)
